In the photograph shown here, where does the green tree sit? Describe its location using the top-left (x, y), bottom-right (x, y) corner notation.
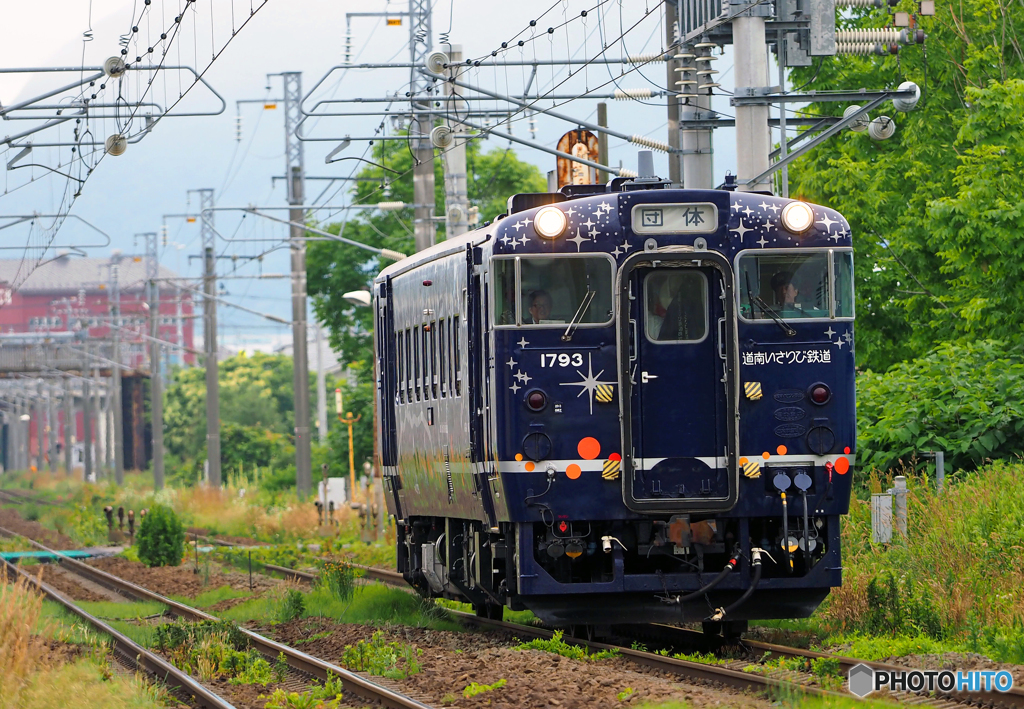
top-left (136, 504), bottom-right (186, 567)
top-left (787, 0), bottom-right (1024, 371)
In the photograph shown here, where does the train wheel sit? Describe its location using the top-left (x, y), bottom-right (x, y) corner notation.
top-left (474, 602), bottom-right (503, 621)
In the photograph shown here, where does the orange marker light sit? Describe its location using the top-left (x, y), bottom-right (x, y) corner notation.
top-left (525, 461), bottom-right (536, 472)
top-left (578, 437), bottom-right (601, 460)
top-left (776, 445), bottom-right (788, 455)
top-left (844, 446), bottom-right (851, 454)
top-left (608, 452), bottom-right (621, 462)
top-left (762, 451), bottom-right (771, 460)
top-left (515, 453), bottom-right (523, 462)
top-left (835, 457), bottom-right (850, 474)
top-left (566, 464), bottom-right (582, 480)
top-left (739, 457), bottom-right (748, 465)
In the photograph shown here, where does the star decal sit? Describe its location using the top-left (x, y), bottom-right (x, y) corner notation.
top-left (587, 227), bottom-right (600, 239)
top-left (756, 235), bottom-right (769, 247)
top-left (560, 353), bottom-right (617, 415)
top-left (824, 326), bottom-right (836, 338)
top-left (522, 217), bottom-right (532, 229)
top-left (508, 237), bottom-right (520, 251)
top-left (766, 203), bottom-right (780, 214)
top-left (758, 201), bottom-right (771, 211)
top-left (506, 357), bottom-right (517, 369)
top-left (567, 228), bottom-right (590, 251)
top-left (816, 213), bottom-right (838, 232)
top-left (843, 331), bottom-right (853, 343)
top-left (732, 220), bottom-right (753, 239)
top-left (517, 337), bottom-right (530, 348)
top-left (512, 220), bottom-right (526, 232)
top-left (596, 200), bottom-right (613, 216)
top-left (731, 203), bottom-right (742, 212)
top-left (827, 231), bottom-right (843, 243)
top-left (834, 338), bottom-right (846, 349)
top-left (742, 205), bottom-right (754, 217)
top-left (612, 239), bottom-right (631, 257)
top-left (581, 217), bottom-right (595, 229)
top-left (514, 370), bottom-right (532, 384)
top-left (565, 207), bottom-right (577, 218)
top-left (516, 235), bottom-right (530, 247)
top-left (509, 381), bottom-right (521, 393)
top-left (500, 234), bottom-right (512, 245)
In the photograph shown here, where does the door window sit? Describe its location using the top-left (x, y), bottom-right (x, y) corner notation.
top-left (643, 271), bottom-right (708, 343)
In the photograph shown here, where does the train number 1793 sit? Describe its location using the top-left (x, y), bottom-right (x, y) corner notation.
top-left (540, 353), bottom-right (584, 368)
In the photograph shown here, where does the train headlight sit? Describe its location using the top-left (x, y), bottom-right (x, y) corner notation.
top-left (534, 206), bottom-right (567, 239)
top-left (780, 201), bottom-right (815, 234)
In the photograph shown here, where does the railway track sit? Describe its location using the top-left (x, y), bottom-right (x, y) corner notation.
top-left (1, 556), bottom-right (238, 709)
top-left (0, 526), bottom-right (435, 709)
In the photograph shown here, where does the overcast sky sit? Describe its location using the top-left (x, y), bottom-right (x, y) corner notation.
top-left (1, 0), bottom-right (744, 354)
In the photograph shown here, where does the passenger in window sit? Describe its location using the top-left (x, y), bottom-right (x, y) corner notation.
top-left (770, 271), bottom-right (805, 315)
top-left (527, 290), bottom-right (553, 323)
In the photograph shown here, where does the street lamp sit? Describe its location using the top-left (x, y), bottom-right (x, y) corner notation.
top-left (342, 290), bottom-right (372, 307)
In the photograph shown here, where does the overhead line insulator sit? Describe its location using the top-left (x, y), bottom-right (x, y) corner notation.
top-left (629, 134), bottom-right (671, 153)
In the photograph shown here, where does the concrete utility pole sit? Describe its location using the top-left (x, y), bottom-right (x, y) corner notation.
top-left (34, 382), bottom-right (45, 472)
top-left (410, 0), bottom-right (436, 252)
top-left (63, 377), bottom-right (72, 476)
top-left (144, 232), bottom-right (165, 490)
top-left (47, 383), bottom-right (57, 473)
top-left (597, 103), bottom-right (609, 185)
top-left (665, 1), bottom-right (683, 185)
top-left (315, 325), bottom-right (328, 444)
top-left (282, 71), bottom-right (312, 498)
top-left (680, 40), bottom-right (715, 190)
top-left (82, 372), bottom-right (92, 482)
top-left (110, 264), bottom-right (124, 484)
top-left (196, 188), bottom-right (222, 487)
top-left (443, 45), bottom-right (470, 238)
top-left (100, 369), bottom-right (109, 475)
top-left (733, 11), bottom-right (772, 192)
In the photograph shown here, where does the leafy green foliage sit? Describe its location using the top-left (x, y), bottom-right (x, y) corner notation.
top-left (787, 0), bottom-right (1024, 371)
top-left (154, 619), bottom-right (275, 685)
top-left (856, 340), bottom-right (1024, 473)
top-left (514, 630), bottom-right (619, 661)
top-left (463, 679), bottom-right (507, 698)
top-left (279, 590), bottom-right (306, 623)
top-left (262, 675), bottom-right (346, 709)
top-left (340, 631), bottom-right (422, 679)
top-left (136, 504), bottom-right (185, 568)
top-left (315, 560), bottom-right (356, 602)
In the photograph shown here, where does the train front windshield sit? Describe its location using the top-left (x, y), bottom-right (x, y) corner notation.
top-left (494, 256), bottom-right (614, 327)
top-left (738, 250), bottom-right (853, 321)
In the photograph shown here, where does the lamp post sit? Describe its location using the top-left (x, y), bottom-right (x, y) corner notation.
top-left (338, 410), bottom-right (362, 503)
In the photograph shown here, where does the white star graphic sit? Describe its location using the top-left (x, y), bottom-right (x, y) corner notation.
top-left (581, 217), bottom-right (595, 229)
top-left (731, 203), bottom-right (741, 212)
top-left (733, 220), bottom-right (753, 239)
top-left (612, 239), bottom-right (631, 257)
top-left (587, 227), bottom-right (600, 239)
top-left (508, 237), bottom-right (520, 251)
top-left (515, 370), bottom-right (532, 384)
top-left (828, 232), bottom-right (843, 243)
top-left (565, 207), bottom-right (577, 218)
top-left (567, 228), bottom-right (590, 251)
top-left (500, 235), bottom-right (511, 245)
top-left (824, 327), bottom-right (836, 338)
top-left (816, 213), bottom-right (838, 232)
top-left (758, 201), bottom-right (771, 211)
top-left (522, 217), bottom-right (532, 228)
top-left (512, 220), bottom-right (526, 232)
top-left (516, 235), bottom-right (529, 247)
top-left (756, 235), bottom-right (769, 247)
top-left (742, 205), bottom-right (754, 217)
top-left (560, 353), bottom-right (616, 415)
top-left (509, 381), bottom-right (521, 393)
top-left (596, 201), bottom-right (613, 215)
top-left (517, 337), bottom-right (529, 348)
top-left (506, 357), bottom-right (517, 369)
top-left (766, 203), bottom-right (780, 214)
top-left (843, 331), bottom-right (853, 343)
top-left (834, 338), bottom-right (846, 349)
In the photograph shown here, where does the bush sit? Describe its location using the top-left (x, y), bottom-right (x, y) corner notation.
top-left (136, 505), bottom-right (186, 568)
top-left (857, 340), bottom-right (1024, 475)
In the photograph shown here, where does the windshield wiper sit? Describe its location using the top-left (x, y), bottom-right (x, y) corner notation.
top-left (746, 271), bottom-right (796, 337)
top-left (562, 288), bottom-right (596, 341)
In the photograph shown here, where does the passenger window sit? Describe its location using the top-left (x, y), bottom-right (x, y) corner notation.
top-left (833, 251), bottom-right (854, 318)
top-left (421, 326), bottom-right (429, 400)
top-left (429, 321), bottom-right (438, 399)
top-left (738, 251), bottom-right (845, 320)
top-left (493, 256), bottom-right (614, 327)
top-left (438, 319), bottom-right (447, 398)
top-left (454, 315), bottom-right (462, 396)
top-left (396, 330), bottom-right (405, 404)
top-left (644, 271), bottom-right (708, 343)
top-left (413, 325), bottom-right (421, 401)
top-left (405, 328), bottom-right (412, 402)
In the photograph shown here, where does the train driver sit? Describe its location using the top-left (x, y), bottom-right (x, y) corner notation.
top-left (527, 289), bottom-right (554, 323)
top-left (770, 270), bottom-right (804, 314)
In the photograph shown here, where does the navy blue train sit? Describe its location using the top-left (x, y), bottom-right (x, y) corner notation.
top-left (372, 167), bottom-right (855, 633)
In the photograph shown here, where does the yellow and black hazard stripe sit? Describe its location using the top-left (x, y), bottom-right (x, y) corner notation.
top-left (595, 384), bottom-right (614, 403)
top-left (744, 382), bottom-right (763, 401)
top-left (602, 458), bottom-right (621, 480)
top-left (742, 459), bottom-right (761, 479)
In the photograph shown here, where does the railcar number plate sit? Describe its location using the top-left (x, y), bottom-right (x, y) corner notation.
top-left (539, 353), bottom-right (584, 368)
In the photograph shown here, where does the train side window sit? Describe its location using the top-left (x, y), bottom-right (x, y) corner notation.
top-left (413, 325), bottom-right (421, 401)
top-left (429, 320), bottom-right (438, 399)
top-left (438, 318), bottom-right (447, 398)
top-left (454, 314), bottom-right (462, 396)
top-left (448, 316), bottom-right (455, 396)
top-left (737, 250), bottom-right (850, 321)
top-left (405, 328), bottom-right (412, 402)
top-left (833, 251), bottom-right (855, 318)
top-left (421, 325), bottom-right (429, 400)
top-left (493, 259), bottom-right (517, 325)
top-left (396, 330), bottom-right (405, 404)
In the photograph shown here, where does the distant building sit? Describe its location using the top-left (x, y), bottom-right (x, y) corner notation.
top-left (0, 254), bottom-right (195, 368)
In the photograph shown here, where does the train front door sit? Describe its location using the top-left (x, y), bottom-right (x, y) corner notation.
top-left (617, 251), bottom-right (738, 513)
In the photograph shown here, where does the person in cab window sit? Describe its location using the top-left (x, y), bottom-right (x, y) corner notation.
top-left (771, 270), bottom-right (805, 315)
top-left (528, 289), bottom-right (553, 323)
